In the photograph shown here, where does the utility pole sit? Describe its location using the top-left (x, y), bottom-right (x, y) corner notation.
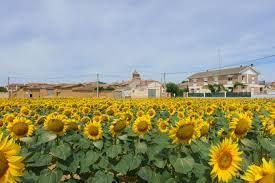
top-left (96, 73), bottom-right (99, 98)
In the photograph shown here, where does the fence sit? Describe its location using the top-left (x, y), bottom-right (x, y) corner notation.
top-left (187, 92), bottom-right (252, 98)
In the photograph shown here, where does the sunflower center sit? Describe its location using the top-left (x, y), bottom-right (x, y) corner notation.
top-left (88, 125), bottom-right (99, 136)
top-left (149, 111), bottom-right (154, 116)
top-left (218, 152), bottom-right (232, 170)
top-left (160, 122), bottom-right (167, 130)
top-left (113, 120), bottom-right (126, 132)
top-left (207, 108), bottom-right (212, 113)
top-left (257, 174), bottom-right (274, 183)
top-left (12, 122), bottom-right (29, 136)
top-left (0, 151), bottom-right (9, 178)
top-left (235, 118), bottom-right (250, 136)
top-left (137, 121), bottom-right (149, 132)
top-left (0, 121), bottom-right (3, 127)
top-left (48, 119), bottom-right (64, 132)
top-left (176, 125), bottom-right (194, 140)
top-left (200, 126), bottom-right (208, 136)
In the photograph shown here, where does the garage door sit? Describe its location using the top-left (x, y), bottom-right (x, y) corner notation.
top-left (148, 89), bottom-right (156, 98)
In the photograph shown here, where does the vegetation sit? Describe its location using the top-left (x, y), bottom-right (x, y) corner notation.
top-left (207, 84), bottom-right (225, 93)
top-left (0, 98), bottom-right (274, 182)
top-left (0, 87), bottom-right (7, 92)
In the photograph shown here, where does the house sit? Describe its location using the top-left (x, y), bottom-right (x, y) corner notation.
top-left (187, 65), bottom-right (265, 94)
top-left (11, 83), bottom-right (114, 98)
top-left (113, 71), bottom-right (166, 99)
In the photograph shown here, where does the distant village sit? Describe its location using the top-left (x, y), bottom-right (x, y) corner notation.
top-left (1, 65), bottom-right (275, 99)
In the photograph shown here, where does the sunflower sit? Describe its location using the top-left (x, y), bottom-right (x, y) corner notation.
top-left (200, 121), bottom-right (210, 137)
top-left (230, 113), bottom-right (252, 139)
top-left (81, 116), bottom-right (90, 123)
top-left (36, 116), bottom-right (46, 125)
top-left (100, 114), bottom-right (110, 123)
top-left (44, 114), bottom-right (68, 135)
top-left (147, 108), bottom-right (156, 119)
top-left (168, 107), bottom-right (176, 116)
top-left (109, 119), bottom-right (128, 137)
top-left (169, 118), bottom-right (201, 144)
top-left (84, 121), bottom-right (103, 141)
top-left (242, 158), bottom-right (275, 183)
top-left (132, 116), bottom-right (152, 137)
top-left (92, 116), bottom-right (101, 123)
top-left (209, 138), bottom-right (242, 182)
top-left (0, 132), bottom-right (24, 183)
top-left (136, 111), bottom-right (144, 118)
top-left (262, 115), bottom-right (275, 136)
top-left (82, 107), bottom-right (90, 115)
top-left (157, 119), bottom-right (169, 133)
top-left (20, 106), bottom-right (29, 116)
top-left (66, 119), bottom-right (80, 131)
top-left (4, 114), bottom-right (14, 123)
top-left (177, 111), bottom-right (185, 119)
top-left (7, 117), bottom-right (35, 140)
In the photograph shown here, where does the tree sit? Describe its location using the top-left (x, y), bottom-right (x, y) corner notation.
top-left (233, 82), bottom-right (246, 89)
top-left (0, 87), bottom-right (7, 92)
top-left (166, 82), bottom-right (180, 97)
top-left (207, 84), bottom-right (225, 93)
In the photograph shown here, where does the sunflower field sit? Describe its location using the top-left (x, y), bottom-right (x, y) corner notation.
top-left (0, 98), bottom-right (274, 183)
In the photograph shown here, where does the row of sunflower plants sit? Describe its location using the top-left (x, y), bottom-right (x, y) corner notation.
top-left (0, 98), bottom-right (274, 182)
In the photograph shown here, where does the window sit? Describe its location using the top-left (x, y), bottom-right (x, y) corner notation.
top-left (203, 78), bottom-right (208, 85)
top-left (47, 90), bottom-right (54, 96)
top-left (228, 77), bottom-right (232, 81)
top-left (242, 76), bottom-right (245, 81)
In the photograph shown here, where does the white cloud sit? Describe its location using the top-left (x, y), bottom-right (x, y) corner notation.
top-left (0, 0), bottom-right (275, 85)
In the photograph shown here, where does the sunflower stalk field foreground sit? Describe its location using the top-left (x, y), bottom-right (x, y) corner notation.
top-left (0, 98), bottom-right (274, 183)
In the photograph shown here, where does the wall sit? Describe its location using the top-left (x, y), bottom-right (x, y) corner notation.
top-left (0, 92), bottom-right (8, 98)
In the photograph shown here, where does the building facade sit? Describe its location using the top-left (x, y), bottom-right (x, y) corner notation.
top-left (187, 65), bottom-right (265, 94)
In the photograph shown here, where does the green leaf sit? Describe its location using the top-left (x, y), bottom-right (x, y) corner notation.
top-left (50, 143), bottom-right (72, 161)
top-left (241, 139), bottom-right (257, 149)
top-left (118, 134), bottom-right (128, 141)
top-left (27, 153), bottom-right (52, 167)
top-left (137, 166), bottom-right (153, 181)
top-left (129, 155), bottom-right (142, 171)
top-left (78, 138), bottom-right (91, 149)
top-left (88, 171), bottom-right (114, 183)
top-left (258, 137), bottom-right (275, 152)
top-left (153, 159), bottom-right (167, 168)
top-left (37, 132), bottom-right (57, 145)
top-left (93, 141), bottom-right (104, 150)
top-left (135, 141), bottom-right (147, 154)
top-left (171, 156), bottom-right (195, 174)
top-left (106, 145), bottom-right (122, 158)
top-left (86, 150), bottom-right (100, 165)
top-left (113, 154), bottom-right (133, 174)
top-left (38, 169), bottom-right (63, 183)
top-left (20, 137), bottom-right (36, 144)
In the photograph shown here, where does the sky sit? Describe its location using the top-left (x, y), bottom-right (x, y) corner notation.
top-left (0, 0), bottom-right (275, 85)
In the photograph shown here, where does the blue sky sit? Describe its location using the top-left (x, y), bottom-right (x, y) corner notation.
top-left (1, 0), bottom-right (275, 85)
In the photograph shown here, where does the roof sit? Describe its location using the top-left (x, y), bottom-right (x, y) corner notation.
top-left (188, 66), bottom-right (258, 79)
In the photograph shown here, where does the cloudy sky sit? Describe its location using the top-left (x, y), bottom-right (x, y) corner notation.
top-left (1, 0), bottom-right (275, 85)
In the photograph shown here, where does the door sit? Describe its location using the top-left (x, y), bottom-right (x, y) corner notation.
top-left (148, 89), bottom-right (156, 98)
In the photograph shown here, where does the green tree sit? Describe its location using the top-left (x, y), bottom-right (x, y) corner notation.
top-left (207, 84), bottom-right (225, 93)
top-left (166, 82), bottom-right (180, 97)
top-left (0, 87), bottom-right (7, 92)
